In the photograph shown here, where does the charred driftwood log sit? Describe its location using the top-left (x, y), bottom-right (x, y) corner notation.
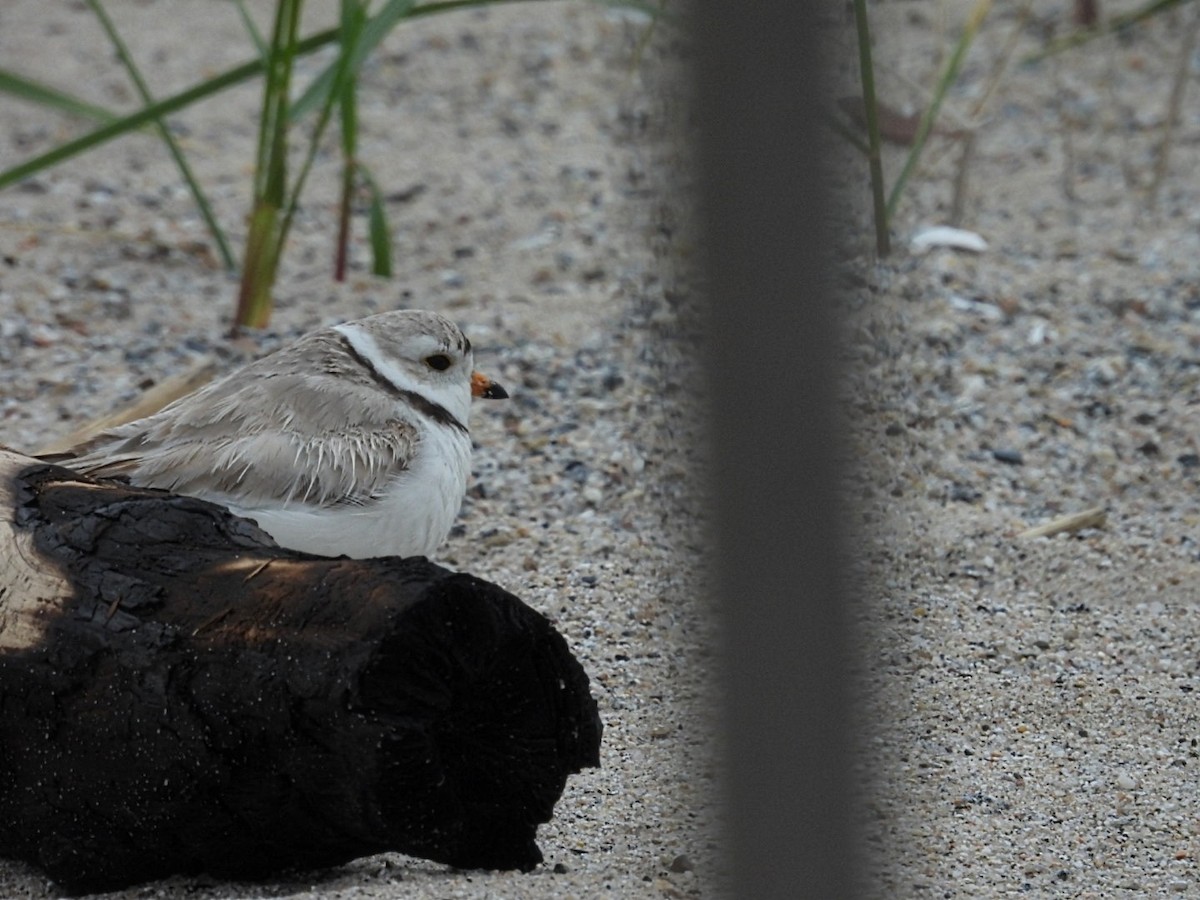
top-left (0, 450), bottom-right (600, 894)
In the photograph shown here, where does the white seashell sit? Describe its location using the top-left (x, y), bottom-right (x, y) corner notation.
top-left (910, 225), bottom-right (989, 253)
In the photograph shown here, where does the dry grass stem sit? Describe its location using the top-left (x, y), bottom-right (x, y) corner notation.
top-left (1017, 506), bottom-right (1108, 539)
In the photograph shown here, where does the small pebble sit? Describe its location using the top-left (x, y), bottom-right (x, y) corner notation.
top-left (667, 855), bottom-right (693, 874)
top-left (950, 483), bottom-right (981, 503)
top-left (991, 448), bottom-right (1024, 466)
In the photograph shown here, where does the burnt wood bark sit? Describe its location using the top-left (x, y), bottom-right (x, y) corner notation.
top-left (0, 450), bottom-right (601, 894)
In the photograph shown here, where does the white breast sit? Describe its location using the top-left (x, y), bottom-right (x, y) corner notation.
top-left (225, 423), bottom-right (472, 559)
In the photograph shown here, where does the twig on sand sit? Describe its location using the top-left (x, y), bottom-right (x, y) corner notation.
top-left (1017, 506), bottom-right (1107, 539)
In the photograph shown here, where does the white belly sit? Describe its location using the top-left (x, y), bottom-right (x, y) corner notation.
top-left (225, 426), bottom-right (471, 560)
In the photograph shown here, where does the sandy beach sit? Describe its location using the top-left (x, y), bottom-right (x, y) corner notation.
top-left (0, 2), bottom-right (715, 897)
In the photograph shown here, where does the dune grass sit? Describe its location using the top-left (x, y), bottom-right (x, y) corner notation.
top-left (0, 0), bottom-right (665, 329)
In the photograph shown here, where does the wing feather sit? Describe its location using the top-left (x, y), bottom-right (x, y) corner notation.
top-left (62, 369), bottom-right (420, 509)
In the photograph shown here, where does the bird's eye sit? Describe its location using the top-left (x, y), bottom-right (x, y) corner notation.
top-left (425, 354), bottom-right (453, 371)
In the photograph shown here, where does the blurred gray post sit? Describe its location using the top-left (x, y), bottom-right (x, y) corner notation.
top-left (695, 2), bottom-right (857, 898)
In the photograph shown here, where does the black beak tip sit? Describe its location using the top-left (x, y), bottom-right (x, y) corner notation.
top-left (484, 382), bottom-right (509, 400)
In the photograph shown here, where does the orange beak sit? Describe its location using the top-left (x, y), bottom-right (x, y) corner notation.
top-left (471, 371), bottom-right (508, 399)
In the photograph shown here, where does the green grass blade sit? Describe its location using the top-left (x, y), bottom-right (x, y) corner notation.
top-left (255, 0), bottom-right (305, 206)
top-left (337, 0), bottom-right (367, 162)
top-left (0, 26), bottom-right (340, 193)
top-left (236, 0), bottom-right (306, 329)
top-left (334, 0), bottom-right (368, 282)
top-left (288, 0), bottom-right (670, 123)
top-left (409, 0), bottom-right (675, 22)
top-left (233, 0), bottom-right (269, 60)
top-left (0, 68), bottom-right (120, 123)
top-left (236, 199), bottom-right (284, 329)
top-left (885, 0), bottom-right (992, 221)
top-left (852, 0), bottom-right (890, 256)
top-left (291, 0), bottom-right (416, 122)
top-left (85, 0), bottom-right (236, 270)
top-left (1028, 0), bottom-right (1183, 60)
top-left (361, 165), bottom-right (394, 278)
top-left (276, 14), bottom-right (357, 250)
top-left (278, 0), bottom-right (381, 249)
top-left (0, 0), bottom-right (675, 195)
top-left (335, 150), bottom-right (355, 281)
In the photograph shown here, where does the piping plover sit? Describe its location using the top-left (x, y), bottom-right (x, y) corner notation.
top-left (58, 309), bottom-right (508, 559)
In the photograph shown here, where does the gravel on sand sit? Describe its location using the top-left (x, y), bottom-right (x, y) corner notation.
top-left (0, 2), bottom-right (717, 897)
